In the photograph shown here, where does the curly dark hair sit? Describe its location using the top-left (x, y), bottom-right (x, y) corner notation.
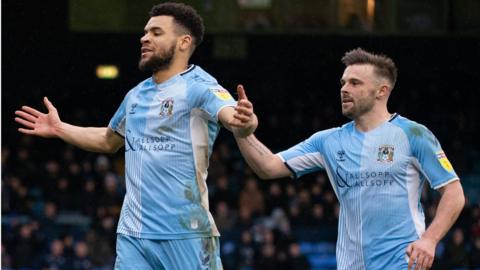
top-left (149, 2), bottom-right (204, 47)
top-left (341, 48), bottom-right (398, 88)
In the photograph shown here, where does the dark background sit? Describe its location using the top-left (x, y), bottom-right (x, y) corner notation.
top-left (3, 1), bottom-right (480, 269)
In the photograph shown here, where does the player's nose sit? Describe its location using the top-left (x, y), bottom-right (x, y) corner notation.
top-left (140, 34), bottom-right (150, 44)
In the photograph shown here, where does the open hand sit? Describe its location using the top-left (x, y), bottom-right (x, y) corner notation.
top-left (15, 97), bottom-right (62, 138)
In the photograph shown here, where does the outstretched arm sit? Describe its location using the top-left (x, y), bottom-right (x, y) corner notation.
top-left (407, 180), bottom-right (465, 270)
top-left (218, 85), bottom-right (291, 179)
top-left (15, 97), bottom-right (124, 153)
top-left (235, 134), bottom-right (292, 179)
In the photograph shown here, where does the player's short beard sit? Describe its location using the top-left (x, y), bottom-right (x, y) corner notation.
top-left (342, 91), bottom-right (376, 120)
top-left (138, 44), bottom-right (176, 72)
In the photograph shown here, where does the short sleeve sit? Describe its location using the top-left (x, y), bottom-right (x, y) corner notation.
top-left (188, 82), bottom-right (237, 122)
top-left (108, 92), bottom-right (130, 137)
top-left (409, 124), bottom-right (459, 189)
top-left (277, 129), bottom-right (335, 178)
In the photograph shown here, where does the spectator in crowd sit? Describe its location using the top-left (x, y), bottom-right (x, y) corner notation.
top-left (207, 150), bottom-right (228, 184)
top-left (239, 178), bottom-right (265, 217)
top-left (443, 228), bottom-right (469, 269)
top-left (255, 242), bottom-right (278, 270)
top-left (51, 177), bottom-right (75, 210)
top-left (78, 179), bottom-right (99, 217)
top-left (286, 242), bottom-right (310, 270)
top-left (62, 234), bottom-right (75, 259)
top-left (265, 182), bottom-right (287, 215)
top-left (1, 243), bottom-right (12, 270)
top-left (470, 236), bottom-right (480, 268)
top-left (4, 176), bottom-right (30, 214)
top-left (97, 172), bottom-right (123, 218)
top-left (310, 182), bottom-right (324, 205)
top-left (288, 203), bottom-right (305, 227)
top-left (297, 189), bottom-right (312, 222)
top-left (211, 175), bottom-right (236, 209)
top-left (38, 201), bottom-right (61, 242)
top-left (43, 160), bottom-right (62, 188)
top-left (14, 146), bottom-right (38, 185)
top-left (41, 239), bottom-right (70, 270)
top-left (85, 229), bottom-right (114, 268)
top-left (236, 207), bottom-right (255, 233)
top-left (236, 230), bottom-right (256, 270)
top-left (307, 203), bottom-right (327, 227)
top-left (72, 241), bottom-right (93, 270)
top-left (214, 201), bottom-right (237, 232)
top-left (11, 223), bottom-right (41, 269)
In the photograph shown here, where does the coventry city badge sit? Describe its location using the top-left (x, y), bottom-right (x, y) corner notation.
top-left (377, 145), bottom-right (394, 162)
top-left (159, 98), bottom-right (174, 117)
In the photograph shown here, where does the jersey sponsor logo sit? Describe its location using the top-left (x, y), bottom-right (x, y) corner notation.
top-left (335, 167), bottom-right (394, 188)
top-left (159, 98), bottom-right (174, 117)
top-left (210, 88), bottom-right (233, 101)
top-left (436, 151), bottom-right (453, 172)
top-left (124, 129), bottom-right (176, 152)
top-left (377, 145), bottom-right (394, 162)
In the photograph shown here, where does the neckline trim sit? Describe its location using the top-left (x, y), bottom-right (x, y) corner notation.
top-left (389, 113), bottom-right (399, 122)
top-left (180, 64), bottom-right (195, 76)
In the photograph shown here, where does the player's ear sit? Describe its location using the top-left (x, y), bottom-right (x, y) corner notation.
top-left (178, 34), bottom-right (193, 52)
top-left (377, 84), bottom-right (390, 99)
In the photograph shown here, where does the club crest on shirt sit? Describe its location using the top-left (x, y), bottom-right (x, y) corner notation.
top-left (159, 98), bottom-right (174, 117)
top-left (377, 145), bottom-right (394, 162)
top-left (210, 88), bottom-right (233, 101)
top-left (436, 151), bottom-right (453, 172)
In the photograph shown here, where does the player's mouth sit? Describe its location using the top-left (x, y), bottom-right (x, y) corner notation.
top-left (141, 47), bottom-right (153, 57)
top-left (342, 97), bottom-right (354, 105)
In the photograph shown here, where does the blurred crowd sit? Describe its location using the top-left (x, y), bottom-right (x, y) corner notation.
top-left (4, 2), bottom-right (479, 266)
top-left (3, 32), bottom-right (480, 269)
top-left (2, 130), bottom-right (480, 270)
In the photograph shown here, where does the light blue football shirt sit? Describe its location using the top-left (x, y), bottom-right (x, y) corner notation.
top-left (109, 65), bottom-right (236, 240)
top-left (278, 114), bottom-right (459, 270)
